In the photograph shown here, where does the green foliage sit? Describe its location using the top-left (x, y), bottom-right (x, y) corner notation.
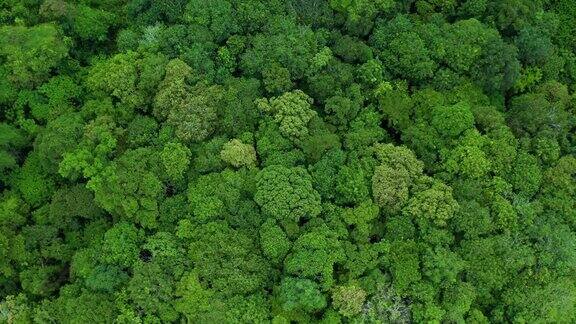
top-left (58, 116), bottom-right (120, 181)
top-left (431, 102), bottom-right (475, 138)
top-left (187, 169), bottom-right (260, 228)
top-left (1, 1), bottom-right (576, 322)
top-left (331, 284), bottom-right (366, 317)
top-left (388, 239), bottom-right (422, 293)
top-left (257, 90), bottom-right (317, 145)
top-left (34, 112), bottom-right (84, 174)
top-left (240, 17), bottom-right (322, 80)
top-left (404, 180), bottom-right (459, 227)
top-left (0, 24), bottom-right (69, 89)
top-left (335, 162), bottom-right (370, 205)
top-left (441, 129), bottom-right (492, 179)
top-left (183, 0), bottom-right (238, 42)
top-left (284, 224), bottom-right (345, 288)
top-left (330, 0), bottom-right (395, 27)
top-left (87, 148), bottom-right (164, 228)
top-left (188, 221), bottom-right (271, 296)
top-left (161, 142), bottom-right (191, 181)
top-left (262, 63), bottom-right (293, 94)
top-left (255, 165), bottom-right (321, 225)
top-left (174, 272), bottom-right (214, 322)
top-left (14, 153), bottom-right (56, 208)
top-left (220, 138), bottom-right (257, 168)
top-left (372, 143), bottom-right (425, 213)
top-left (127, 262), bottom-right (178, 322)
top-left (277, 277), bottom-right (327, 313)
top-left (100, 222), bottom-right (141, 268)
top-left (72, 5), bottom-right (116, 41)
top-left (0, 123), bottom-right (26, 178)
top-left (127, 0), bottom-right (187, 24)
top-left (260, 219), bottom-right (291, 263)
top-left (154, 59), bottom-right (224, 142)
top-left (384, 31), bottom-right (436, 82)
top-left (361, 284), bottom-right (411, 323)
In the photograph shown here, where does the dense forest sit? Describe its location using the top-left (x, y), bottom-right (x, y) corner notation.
top-left (0, 0), bottom-right (576, 322)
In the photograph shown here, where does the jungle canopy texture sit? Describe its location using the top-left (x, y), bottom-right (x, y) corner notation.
top-left (1, 0), bottom-right (576, 323)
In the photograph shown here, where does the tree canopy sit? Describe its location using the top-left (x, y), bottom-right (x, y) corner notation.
top-left (1, 0), bottom-right (576, 322)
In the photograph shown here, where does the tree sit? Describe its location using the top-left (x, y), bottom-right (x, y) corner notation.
top-left (371, 16), bottom-right (436, 82)
top-left (372, 165), bottom-right (411, 214)
top-left (256, 90), bottom-right (317, 145)
top-left (71, 5), bottom-right (116, 41)
top-left (435, 18), bottom-right (521, 93)
top-left (441, 129), bottom-right (492, 180)
top-left (459, 235), bottom-right (534, 304)
top-left (510, 151), bottom-right (542, 197)
top-left (191, 136), bottom-right (228, 173)
top-left (47, 184), bottom-right (103, 229)
top-left (126, 115), bottom-right (159, 148)
top-left (84, 265), bottom-right (129, 293)
top-left (58, 115), bottom-right (120, 180)
top-left (87, 51), bottom-right (167, 114)
top-left (187, 221), bottom-right (272, 296)
top-left (387, 240), bottom-right (422, 294)
top-left (0, 123), bottom-right (27, 181)
top-left (329, 0), bottom-right (395, 35)
top-left (173, 82), bottom-right (224, 142)
top-left (334, 161), bottom-right (369, 205)
top-left (34, 112), bottom-right (84, 175)
top-left (37, 285), bottom-right (119, 324)
top-left (371, 144), bottom-right (425, 214)
top-left (259, 219), bottom-right (291, 264)
top-left (183, 0), bottom-right (238, 42)
top-left (441, 282), bottom-right (476, 322)
top-left (0, 24), bottom-right (69, 89)
top-left (431, 101), bottom-right (475, 138)
top-left (155, 59), bottom-right (223, 142)
top-left (13, 153), bottom-right (56, 208)
top-left (262, 63), bottom-right (293, 95)
top-left (515, 26), bottom-right (555, 66)
top-left (324, 94), bottom-right (362, 131)
top-left (25, 75), bottom-right (82, 123)
top-left (240, 17), bottom-right (322, 80)
top-left (344, 107), bottom-right (388, 151)
top-left (332, 284), bottom-right (366, 317)
top-left (87, 148), bottom-right (164, 228)
top-left (174, 271), bottom-right (216, 322)
top-left (539, 156), bottom-right (576, 226)
top-left (254, 165), bottom-right (321, 226)
top-left (187, 169), bottom-right (261, 229)
top-left (341, 200), bottom-right (379, 242)
top-left (161, 142), bottom-right (191, 181)
top-left (220, 139), bottom-right (257, 168)
top-left (332, 35), bottom-right (373, 64)
top-left (309, 149), bottom-right (346, 201)
top-left (218, 77), bottom-right (262, 137)
top-left (1, 0), bottom-right (576, 321)
top-left (284, 224), bottom-right (345, 288)
top-left (0, 294), bottom-right (32, 323)
top-left (361, 284), bottom-right (412, 323)
top-left (99, 222), bottom-right (142, 268)
top-left (357, 59), bottom-right (385, 88)
top-left (404, 180), bottom-right (459, 228)
top-left (127, 0), bottom-right (187, 24)
top-left (127, 262), bottom-right (179, 322)
top-left (507, 81), bottom-right (571, 138)
top-left (502, 277), bottom-right (576, 323)
top-left (276, 277), bottom-right (327, 313)
top-left (484, 0), bottom-right (543, 33)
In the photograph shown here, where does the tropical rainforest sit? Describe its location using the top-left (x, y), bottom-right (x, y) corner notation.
top-left (0, 0), bottom-right (576, 323)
